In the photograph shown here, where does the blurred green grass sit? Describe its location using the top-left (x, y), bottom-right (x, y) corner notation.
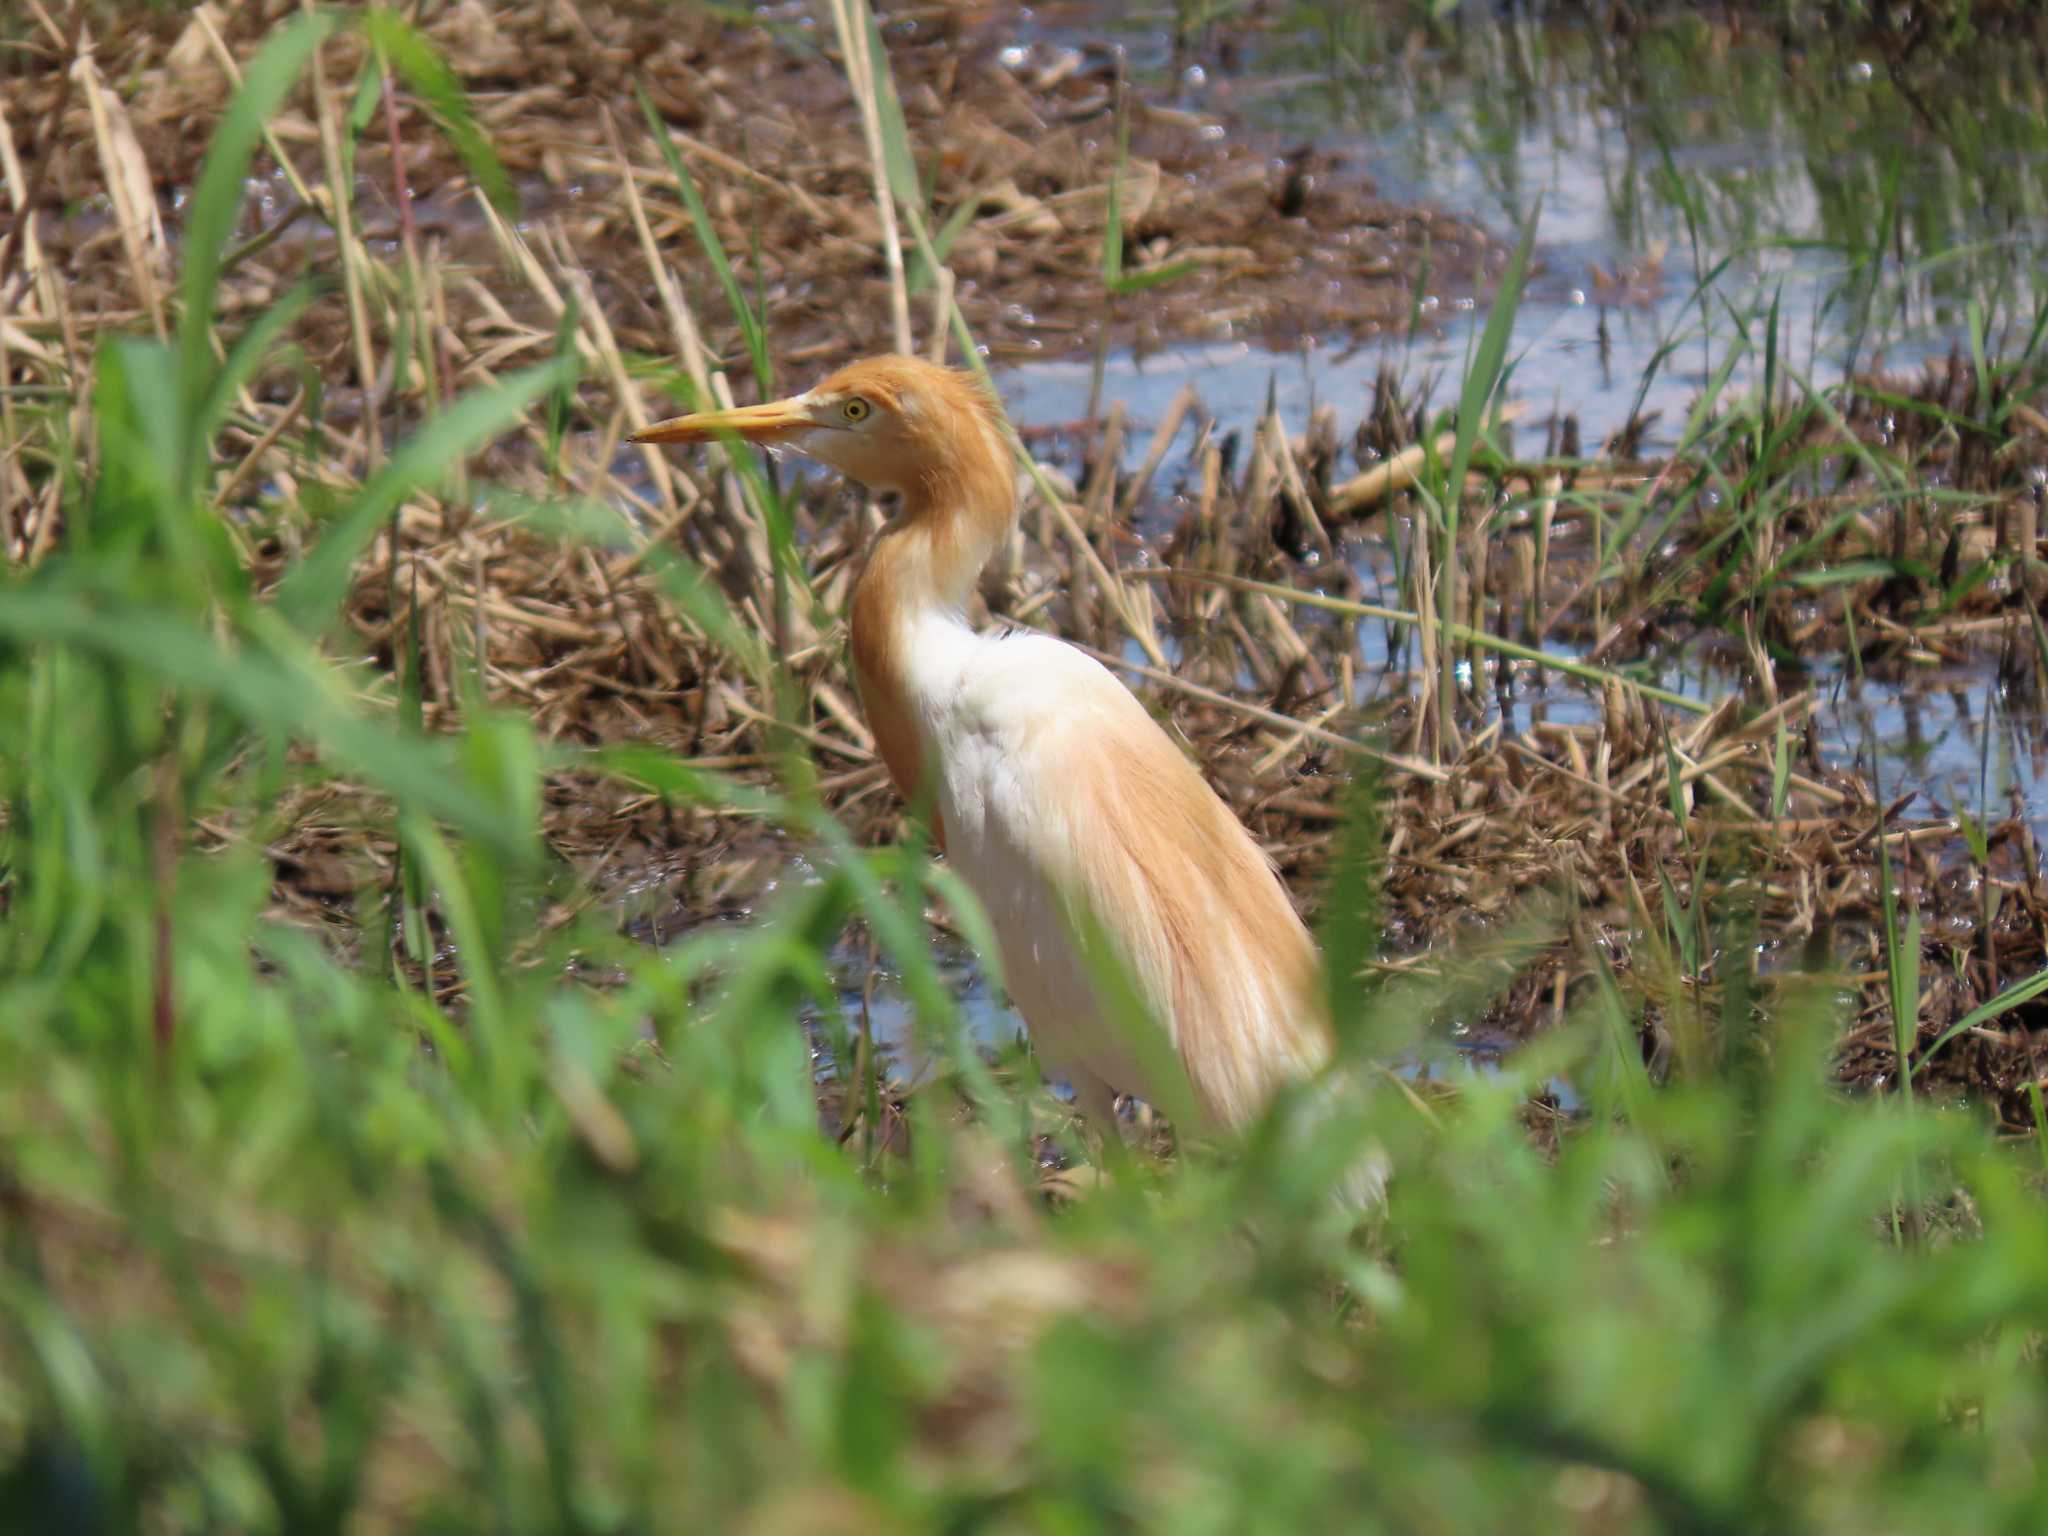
top-left (5, 10), bottom-right (2048, 1534)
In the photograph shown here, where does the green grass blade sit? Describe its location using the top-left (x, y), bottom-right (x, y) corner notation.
top-left (195, 279), bottom-right (317, 468)
top-left (1317, 764), bottom-right (1387, 1049)
top-left (1910, 964), bottom-right (2048, 1084)
top-left (1134, 567), bottom-right (1713, 714)
top-left (0, 594), bottom-right (522, 851)
top-left (176, 13), bottom-right (335, 434)
top-left (638, 86), bottom-right (772, 396)
top-left (1437, 199), bottom-right (1539, 740)
top-left (363, 7), bottom-right (517, 215)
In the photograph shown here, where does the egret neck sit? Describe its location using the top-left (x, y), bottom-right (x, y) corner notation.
top-left (846, 386), bottom-right (1015, 838)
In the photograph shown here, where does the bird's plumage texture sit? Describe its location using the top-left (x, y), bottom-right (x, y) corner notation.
top-left (632, 356), bottom-right (1332, 1139)
top-left (902, 619), bottom-right (1327, 1133)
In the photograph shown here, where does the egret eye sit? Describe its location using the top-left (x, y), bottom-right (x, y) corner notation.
top-left (841, 397), bottom-right (872, 423)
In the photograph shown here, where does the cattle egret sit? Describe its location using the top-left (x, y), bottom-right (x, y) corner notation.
top-left (632, 356), bottom-right (1333, 1149)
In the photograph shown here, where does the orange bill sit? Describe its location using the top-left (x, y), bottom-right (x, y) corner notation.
top-left (628, 397), bottom-right (813, 446)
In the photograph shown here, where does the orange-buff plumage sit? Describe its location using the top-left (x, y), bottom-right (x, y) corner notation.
top-left (633, 356), bottom-right (1333, 1145)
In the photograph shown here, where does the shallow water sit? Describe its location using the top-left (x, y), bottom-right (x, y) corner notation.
top-left (798, 924), bottom-right (1580, 1114)
top-left (762, 591), bottom-right (2048, 1105)
top-left (994, 2), bottom-right (2048, 859)
top-left (1003, 5), bottom-right (2048, 449)
top-left (681, 7), bottom-right (2048, 1106)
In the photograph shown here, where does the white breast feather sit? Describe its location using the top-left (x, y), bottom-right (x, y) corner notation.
top-left (903, 619), bottom-right (1327, 1133)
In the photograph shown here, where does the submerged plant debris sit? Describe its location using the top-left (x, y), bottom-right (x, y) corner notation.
top-left (5, 0), bottom-right (2048, 1139)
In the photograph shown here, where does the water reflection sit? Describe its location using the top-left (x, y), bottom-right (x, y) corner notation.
top-left (1006, 5), bottom-right (2048, 449)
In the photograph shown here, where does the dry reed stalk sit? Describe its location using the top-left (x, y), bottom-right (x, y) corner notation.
top-left (1065, 636), bottom-right (1447, 782)
top-left (214, 389), bottom-right (307, 509)
top-left (0, 1), bottom-right (78, 306)
top-left (191, 4), bottom-right (319, 208)
top-left (825, 0), bottom-right (912, 356)
top-left (1193, 442), bottom-right (1225, 619)
top-left (1033, 479), bottom-right (1169, 669)
top-left (1250, 702), bottom-right (1345, 777)
top-left (540, 224), bottom-right (688, 500)
top-left (2018, 493), bottom-right (2041, 605)
top-left (76, 52), bottom-right (167, 339)
top-left (603, 111), bottom-right (717, 410)
top-left (926, 266), bottom-right (956, 363)
top-left (598, 120), bottom-right (770, 590)
top-left (1224, 608), bottom-right (1279, 694)
top-left (1118, 383), bottom-right (1195, 518)
top-left (1510, 531), bottom-right (1536, 638)
top-left (1501, 738), bottom-right (1631, 807)
top-left (0, 109), bottom-right (25, 562)
top-left (1408, 525), bottom-right (1438, 762)
top-left (305, 11), bottom-right (384, 468)
top-left (1241, 424), bottom-right (1275, 547)
top-left (1331, 403), bottom-right (1534, 517)
top-left (717, 684), bottom-right (871, 765)
top-left (1255, 588), bottom-right (1318, 678)
top-left (1743, 612), bottom-right (1778, 709)
top-left (1082, 401), bottom-right (1126, 526)
top-left (1463, 526), bottom-right (1487, 675)
top-left (1263, 409), bottom-right (1336, 564)
top-left (615, 128), bottom-right (837, 229)
top-left (1331, 429), bottom-right (1454, 514)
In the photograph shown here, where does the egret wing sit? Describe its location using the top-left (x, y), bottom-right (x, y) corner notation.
top-left (928, 633), bottom-right (1327, 1131)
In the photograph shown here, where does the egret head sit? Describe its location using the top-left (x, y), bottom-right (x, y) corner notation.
top-left (630, 354), bottom-right (1008, 500)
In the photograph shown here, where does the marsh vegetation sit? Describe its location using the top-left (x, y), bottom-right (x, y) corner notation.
top-left (5, 1), bottom-right (2048, 1529)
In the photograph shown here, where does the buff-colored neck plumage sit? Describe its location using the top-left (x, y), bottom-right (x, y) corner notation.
top-left (838, 361), bottom-right (1015, 834)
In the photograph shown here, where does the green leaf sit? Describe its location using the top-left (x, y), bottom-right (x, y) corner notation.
top-left (1435, 199), bottom-right (1539, 740)
top-left (543, 293), bottom-right (582, 482)
top-left (177, 13), bottom-right (335, 434)
top-left (1318, 764), bottom-right (1387, 1048)
top-left (638, 86), bottom-right (772, 397)
top-left (909, 192), bottom-right (982, 293)
top-left (363, 6), bottom-right (518, 215)
top-left (1107, 258), bottom-right (1199, 295)
top-left (589, 744), bottom-right (784, 819)
top-left (1771, 714), bottom-right (1792, 821)
top-left (1785, 560), bottom-right (1905, 590)
top-left (1442, 207), bottom-right (1536, 509)
top-left (194, 279), bottom-right (318, 483)
top-left (863, 2), bottom-right (923, 218)
top-left (1911, 963), bottom-right (2048, 1084)
top-left (338, 52), bottom-right (383, 191)
top-left (86, 337), bottom-right (183, 554)
top-left (0, 594), bottom-right (524, 853)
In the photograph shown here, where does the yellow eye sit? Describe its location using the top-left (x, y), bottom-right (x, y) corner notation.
top-left (842, 397), bottom-right (872, 423)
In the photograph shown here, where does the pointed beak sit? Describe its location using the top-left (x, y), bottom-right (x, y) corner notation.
top-left (628, 396), bottom-right (815, 446)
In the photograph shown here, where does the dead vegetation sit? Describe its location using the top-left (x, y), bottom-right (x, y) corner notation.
top-left (5, 0), bottom-right (2048, 1133)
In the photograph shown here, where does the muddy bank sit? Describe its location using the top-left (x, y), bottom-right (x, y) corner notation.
top-left (1, 0), bottom-right (1488, 395)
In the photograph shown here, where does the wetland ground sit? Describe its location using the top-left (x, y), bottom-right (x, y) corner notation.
top-left (19, 0), bottom-right (2045, 1113)
top-left (8, 3), bottom-right (2048, 1528)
